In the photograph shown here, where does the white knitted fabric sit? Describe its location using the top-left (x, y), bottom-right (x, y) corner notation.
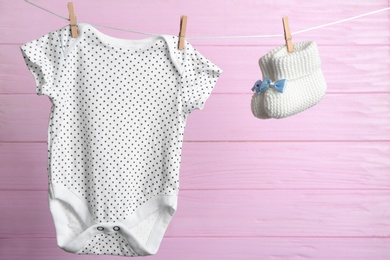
top-left (251, 41), bottom-right (327, 119)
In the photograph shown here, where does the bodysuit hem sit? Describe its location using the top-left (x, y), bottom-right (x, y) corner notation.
top-left (48, 183), bottom-right (178, 256)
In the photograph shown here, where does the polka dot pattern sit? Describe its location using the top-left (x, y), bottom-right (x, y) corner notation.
top-left (79, 232), bottom-right (137, 256)
top-left (20, 22), bottom-right (222, 254)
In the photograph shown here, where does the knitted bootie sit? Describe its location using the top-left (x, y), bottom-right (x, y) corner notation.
top-left (251, 41), bottom-right (327, 119)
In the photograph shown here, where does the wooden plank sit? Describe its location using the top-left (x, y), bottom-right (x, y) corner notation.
top-left (2, 0), bottom-right (388, 45)
top-left (1, 237), bottom-right (390, 260)
top-left (186, 93), bottom-right (390, 141)
top-left (1, 190), bottom-right (389, 237)
top-left (0, 95), bottom-right (52, 142)
top-left (180, 141), bottom-right (390, 189)
top-left (1, 94), bottom-right (389, 142)
top-left (0, 143), bottom-right (48, 190)
top-left (6, 44), bottom-right (390, 94)
top-left (2, 142), bottom-right (390, 190)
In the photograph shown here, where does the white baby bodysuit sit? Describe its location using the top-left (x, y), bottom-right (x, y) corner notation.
top-left (20, 22), bottom-right (222, 256)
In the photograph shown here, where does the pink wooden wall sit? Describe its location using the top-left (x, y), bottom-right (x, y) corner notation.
top-left (1, 0), bottom-right (390, 259)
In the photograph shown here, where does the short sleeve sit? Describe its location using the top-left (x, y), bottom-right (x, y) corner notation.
top-left (180, 41), bottom-right (222, 115)
top-left (20, 32), bottom-right (59, 96)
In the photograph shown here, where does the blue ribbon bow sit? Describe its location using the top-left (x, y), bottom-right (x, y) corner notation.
top-left (251, 78), bottom-right (287, 94)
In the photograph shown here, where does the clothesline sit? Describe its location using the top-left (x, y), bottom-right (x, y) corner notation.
top-left (24, 0), bottom-right (390, 40)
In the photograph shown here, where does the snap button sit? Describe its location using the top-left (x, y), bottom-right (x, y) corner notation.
top-left (113, 226), bottom-right (120, 231)
top-left (97, 226), bottom-right (104, 231)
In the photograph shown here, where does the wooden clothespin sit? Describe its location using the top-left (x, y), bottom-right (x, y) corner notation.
top-left (67, 2), bottom-right (78, 38)
top-left (178, 15), bottom-right (188, 50)
top-left (282, 17), bottom-right (294, 53)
